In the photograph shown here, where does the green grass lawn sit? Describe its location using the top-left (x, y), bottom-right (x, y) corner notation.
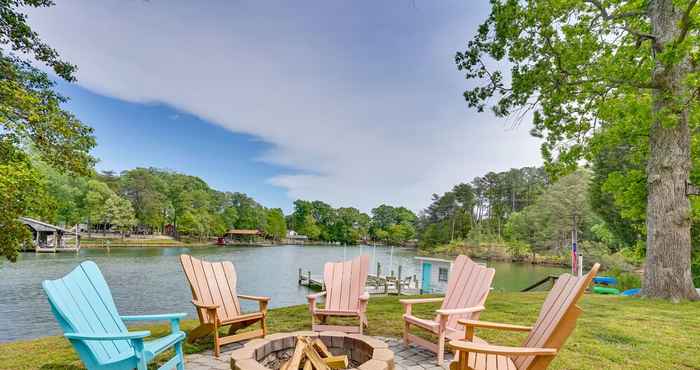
top-left (1, 292), bottom-right (698, 370)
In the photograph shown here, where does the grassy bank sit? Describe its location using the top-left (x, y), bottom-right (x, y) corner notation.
top-left (1, 293), bottom-right (698, 369)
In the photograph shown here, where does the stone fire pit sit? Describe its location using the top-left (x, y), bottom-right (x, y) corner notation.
top-left (230, 331), bottom-right (395, 370)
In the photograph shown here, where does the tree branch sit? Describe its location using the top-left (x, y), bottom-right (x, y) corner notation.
top-left (677, 0), bottom-right (698, 44)
top-left (586, 0), bottom-right (646, 20)
top-left (585, 0), bottom-right (656, 46)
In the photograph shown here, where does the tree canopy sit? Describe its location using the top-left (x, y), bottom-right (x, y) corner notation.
top-left (0, 1), bottom-right (95, 261)
top-left (457, 0), bottom-right (700, 300)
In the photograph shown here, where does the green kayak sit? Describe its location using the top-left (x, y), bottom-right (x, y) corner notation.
top-left (593, 286), bottom-right (620, 295)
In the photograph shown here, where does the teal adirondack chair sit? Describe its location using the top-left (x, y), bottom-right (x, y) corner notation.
top-left (42, 261), bottom-right (187, 370)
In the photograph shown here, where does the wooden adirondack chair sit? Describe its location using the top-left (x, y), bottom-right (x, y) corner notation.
top-left (42, 261), bottom-right (187, 370)
top-left (447, 263), bottom-right (600, 370)
top-left (179, 254), bottom-right (270, 357)
top-left (307, 254), bottom-right (370, 334)
top-left (400, 255), bottom-right (495, 364)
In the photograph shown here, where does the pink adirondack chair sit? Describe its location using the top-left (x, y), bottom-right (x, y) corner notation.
top-left (307, 254), bottom-right (370, 333)
top-left (448, 264), bottom-right (600, 370)
top-left (401, 255), bottom-right (495, 364)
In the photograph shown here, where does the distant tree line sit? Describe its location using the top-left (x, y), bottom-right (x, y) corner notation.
top-left (34, 165), bottom-right (423, 246)
top-left (417, 167), bottom-right (548, 249)
top-left (36, 165), bottom-right (287, 241)
top-left (286, 200), bottom-right (417, 245)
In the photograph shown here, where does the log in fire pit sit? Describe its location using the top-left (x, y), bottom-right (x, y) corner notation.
top-left (230, 331), bottom-right (395, 370)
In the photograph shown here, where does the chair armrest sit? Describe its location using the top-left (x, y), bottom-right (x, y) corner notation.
top-left (65, 331), bottom-right (151, 341)
top-left (238, 294), bottom-right (271, 302)
top-left (307, 291), bottom-right (326, 314)
top-left (436, 306), bottom-right (485, 316)
top-left (448, 340), bottom-right (556, 356)
top-left (359, 292), bottom-right (370, 301)
top-left (122, 313), bottom-right (187, 334)
top-left (191, 299), bottom-right (218, 310)
top-left (307, 291), bottom-right (326, 300)
top-left (457, 319), bottom-right (532, 332)
top-left (399, 297), bottom-right (444, 305)
top-left (401, 297), bottom-right (443, 316)
top-left (240, 294), bottom-right (270, 314)
top-left (121, 313), bottom-right (187, 321)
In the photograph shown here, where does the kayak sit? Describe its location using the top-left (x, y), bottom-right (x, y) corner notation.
top-left (592, 276), bottom-right (617, 285)
top-left (593, 286), bottom-right (620, 295)
top-left (621, 288), bottom-right (641, 296)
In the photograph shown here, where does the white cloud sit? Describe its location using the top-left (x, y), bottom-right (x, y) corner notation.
top-left (26, 0), bottom-right (542, 212)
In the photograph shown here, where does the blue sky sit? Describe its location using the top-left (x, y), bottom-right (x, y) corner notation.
top-left (29, 1), bottom-right (542, 213)
top-left (57, 82), bottom-right (293, 210)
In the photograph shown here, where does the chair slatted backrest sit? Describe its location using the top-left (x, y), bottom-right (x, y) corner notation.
top-left (323, 254), bottom-right (370, 312)
top-left (438, 255), bottom-right (495, 330)
top-left (42, 261), bottom-right (131, 365)
top-left (180, 254), bottom-right (241, 323)
top-left (513, 263), bottom-right (599, 370)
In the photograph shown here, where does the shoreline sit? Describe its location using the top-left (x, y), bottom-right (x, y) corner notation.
top-left (78, 242), bottom-right (374, 249)
top-left (415, 242), bottom-right (585, 269)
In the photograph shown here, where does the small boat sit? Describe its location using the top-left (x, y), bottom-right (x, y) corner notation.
top-left (593, 286), bottom-right (620, 295)
top-left (592, 276), bottom-right (617, 285)
top-left (621, 288), bottom-right (641, 296)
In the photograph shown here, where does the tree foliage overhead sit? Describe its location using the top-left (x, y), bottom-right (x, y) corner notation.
top-left (0, 0), bottom-right (95, 261)
top-left (457, 0), bottom-right (700, 300)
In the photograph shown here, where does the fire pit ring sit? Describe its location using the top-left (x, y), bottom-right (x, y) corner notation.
top-left (230, 331), bottom-right (395, 370)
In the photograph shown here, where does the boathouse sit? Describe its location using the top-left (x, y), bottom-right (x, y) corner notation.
top-left (20, 217), bottom-right (80, 253)
top-left (415, 256), bottom-right (453, 294)
top-left (224, 229), bottom-right (262, 243)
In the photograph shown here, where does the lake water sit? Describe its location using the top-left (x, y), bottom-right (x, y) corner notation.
top-left (0, 245), bottom-right (565, 342)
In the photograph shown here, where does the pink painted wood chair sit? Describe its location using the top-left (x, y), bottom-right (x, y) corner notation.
top-left (401, 255), bottom-right (495, 364)
top-left (448, 264), bottom-right (600, 370)
top-left (307, 254), bottom-right (370, 333)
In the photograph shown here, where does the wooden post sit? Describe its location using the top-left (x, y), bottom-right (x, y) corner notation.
top-left (298, 268), bottom-right (303, 285)
top-left (397, 265), bottom-right (402, 295)
top-left (376, 262), bottom-right (381, 289)
top-left (308, 271), bottom-right (312, 288)
top-left (76, 224), bottom-right (81, 254)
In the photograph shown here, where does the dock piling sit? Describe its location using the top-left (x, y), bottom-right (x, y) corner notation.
top-left (397, 266), bottom-right (402, 295)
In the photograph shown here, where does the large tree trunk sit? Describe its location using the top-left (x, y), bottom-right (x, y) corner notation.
top-left (644, 0), bottom-right (699, 301)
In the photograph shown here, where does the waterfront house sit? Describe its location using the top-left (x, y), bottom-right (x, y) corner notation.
top-left (286, 230), bottom-right (309, 244)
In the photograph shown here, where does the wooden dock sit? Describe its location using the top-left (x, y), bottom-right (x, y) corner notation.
top-left (298, 263), bottom-right (420, 295)
top-left (520, 275), bottom-right (559, 292)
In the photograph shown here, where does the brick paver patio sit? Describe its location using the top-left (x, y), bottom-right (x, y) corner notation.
top-left (185, 336), bottom-right (452, 370)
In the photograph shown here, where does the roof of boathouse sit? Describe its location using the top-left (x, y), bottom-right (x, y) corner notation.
top-left (20, 217), bottom-right (75, 234)
top-left (414, 256), bottom-right (453, 264)
top-left (225, 229), bottom-right (262, 235)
